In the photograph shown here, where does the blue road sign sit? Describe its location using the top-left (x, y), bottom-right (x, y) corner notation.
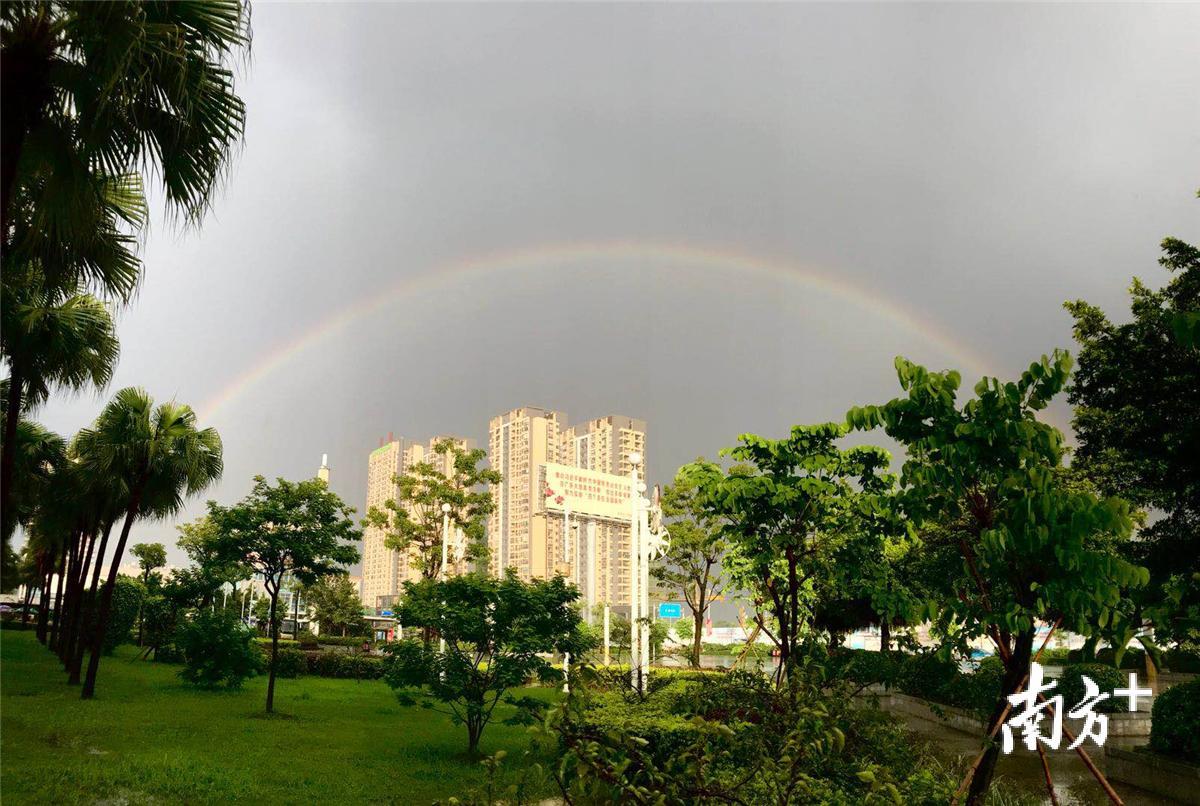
top-left (380, 610), bottom-right (393, 616)
top-left (658, 602), bottom-right (683, 619)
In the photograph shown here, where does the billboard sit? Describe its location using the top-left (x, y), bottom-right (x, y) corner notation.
top-left (539, 463), bottom-right (634, 522)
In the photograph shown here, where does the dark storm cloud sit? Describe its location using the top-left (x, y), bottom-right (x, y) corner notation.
top-left (32, 3), bottom-right (1200, 563)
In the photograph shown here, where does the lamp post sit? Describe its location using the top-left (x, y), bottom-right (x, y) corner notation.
top-left (440, 502), bottom-right (451, 657)
top-left (627, 452), bottom-right (668, 693)
top-left (628, 451), bottom-right (644, 692)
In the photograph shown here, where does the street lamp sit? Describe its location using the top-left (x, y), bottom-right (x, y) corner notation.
top-left (440, 502), bottom-right (451, 659)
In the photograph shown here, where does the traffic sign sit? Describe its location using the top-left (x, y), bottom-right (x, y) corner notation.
top-left (658, 602), bottom-right (683, 619)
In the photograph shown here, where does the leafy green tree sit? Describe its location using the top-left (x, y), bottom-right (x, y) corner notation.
top-left (305, 574), bottom-right (367, 637)
top-left (207, 476), bottom-right (360, 712)
top-left (75, 387), bottom-right (222, 699)
top-left (652, 465), bottom-right (728, 668)
top-left (130, 542), bottom-right (166, 586)
top-left (365, 438), bottom-right (501, 580)
top-left (0, 415), bottom-right (65, 584)
top-left (175, 515), bottom-right (249, 609)
top-left (1065, 233), bottom-right (1200, 647)
top-left (847, 353), bottom-right (1146, 804)
top-left (1, 272), bottom-right (118, 547)
top-left (176, 609), bottom-right (262, 689)
top-left (130, 541), bottom-right (166, 645)
top-left (386, 571), bottom-right (593, 754)
top-left (679, 424), bottom-right (894, 684)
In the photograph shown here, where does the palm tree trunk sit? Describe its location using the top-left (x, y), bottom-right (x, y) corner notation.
top-left (82, 492), bottom-right (142, 700)
top-left (48, 539), bottom-right (67, 651)
top-left (0, 369), bottom-right (24, 543)
top-left (265, 587), bottom-right (280, 713)
top-left (72, 519), bottom-right (113, 682)
top-left (0, 10), bottom-right (53, 247)
top-left (66, 531), bottom-right (97, 684)
top-left (56, 534), bottom-right (79, 664)
top-left (35, 566), bottom-right (50, 643)
top-left (21, 582), bottom-right (34, 624)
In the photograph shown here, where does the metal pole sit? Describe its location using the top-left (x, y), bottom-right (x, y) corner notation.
top-left (603, 603), bottom-right (611, 666)
top-left (440, 503), bottom-right (450, 658)
top-left (586, 520), bottom-right (596, 625)
top-left (628, 454), bottom-right (641, 691)
top-left (639, 497), bottom-right (651, 676)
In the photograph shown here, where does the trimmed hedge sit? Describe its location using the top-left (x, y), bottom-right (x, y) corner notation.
top-left (1035, 647), bottom-right (1071, 665)
top-left (1066, 646), bottom-right (1149, 671)
top-left (270, 646), bottom-right (309, 678)
top-left (575, 686), bottom-right (712, 760)
top-left (316, 635), bottom-right (374, 648)
top-left (307, 650), bottom-right (385, 679)
top-left (1166, 648), bottom-right (1200, 674)
top-left (1150, 678), bottom-right (1200, 762)
top-left (1057, 664), bottom-right (1125, 714)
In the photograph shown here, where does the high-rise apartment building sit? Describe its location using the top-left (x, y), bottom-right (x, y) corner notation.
top-left (487, 407), bottom-right (565, 580)
top-left (488, 408), bottom-right (645, 609)
top-left (557, 415), bottom-right (646, 606)
top-left (361, 434), bottom-right (474, 610)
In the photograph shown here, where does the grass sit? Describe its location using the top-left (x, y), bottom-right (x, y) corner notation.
top-left (1, 630), bottom-right (558, 804)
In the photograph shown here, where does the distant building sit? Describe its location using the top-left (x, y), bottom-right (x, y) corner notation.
top-left (487, 407), bottom-right (566, 580)
top-left (317, 453), bottom-right (330, 484)
top-left (360, 433), bottom-right (475, 611)
top-left (487, 408), bottom-right (645, 611)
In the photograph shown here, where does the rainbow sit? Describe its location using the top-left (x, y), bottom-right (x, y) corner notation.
top-left (198, 241), bottom-right (998, 420)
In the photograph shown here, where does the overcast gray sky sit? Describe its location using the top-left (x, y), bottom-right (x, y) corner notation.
top-left (31, 2), bottom-right (1200, 565)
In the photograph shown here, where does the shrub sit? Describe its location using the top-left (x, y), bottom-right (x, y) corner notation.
top-left (1036, 647), bottom-right (1071, 665)
top-left (271, 646), bottom-right (308, 678)
top-left (940, 657), bottom-right (1004, 719)
top-left (308, 650), bottom-right (385, 679)
top-left (1057, 664), bottom-right (1125, 714)
top-left (79, 577), bottom-right (144, 654)
top-left (575, 688), bottom-right (711, 760)
top-left (176, 611), bottom-right (262, 689)
top-left (1166, 647), bottom-right (1200, 674)
top-left (1150, 678), bottom-right (1200, 762)
top-left (896, 652), bottom-right (959, 700)
top-left (1066, 646), bottom-right (1149, 670)
top-left (832, 649), bottom-right (895, 688)
top-left (155, 643), bottom-right (185, 664)
top-left (316, 635), bottom-right (375, 649)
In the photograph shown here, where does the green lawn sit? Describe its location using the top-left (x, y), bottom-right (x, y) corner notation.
top-left (1, 630), bottom-right (557, 804)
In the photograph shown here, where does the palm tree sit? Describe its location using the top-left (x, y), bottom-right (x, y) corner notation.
top-left (76, 387), bottom-right (222, 699)
top-left (1, 271), bottom-right (118, 548)
top-left (0, 414), bottom-right (66, 574)
top-left (2, 1), bottom-right (250, 285)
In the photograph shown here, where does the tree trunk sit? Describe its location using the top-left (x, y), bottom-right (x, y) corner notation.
top-left (66, 531), bottom-right (97, 684)
top-left (81, 494), bottom-right (142, 700)
top-left (48, 539), bottom-right (67, 651)
top-left (57, 533), bottom-right (80, 665)
top-left (35, 568), bottom-right (50, 643)
top-left (467, 712), bottom-right (483, 755)
top-left (265, 587), bottom-right (280, 713)
top-left (967, 630), bottom-right (1034, 806)
top-left (0, 370), bottom-right (24, 544)
top-left (0, 9), bottom-right (54, 250)
top-left (72, 520), bottom-right (113, 683)
top-left (880, 619), bottom-right (891, 653)
top-left (691, 607), bottom-right (704, 669)
top-left (21, 582), bottom-right (34, 624)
